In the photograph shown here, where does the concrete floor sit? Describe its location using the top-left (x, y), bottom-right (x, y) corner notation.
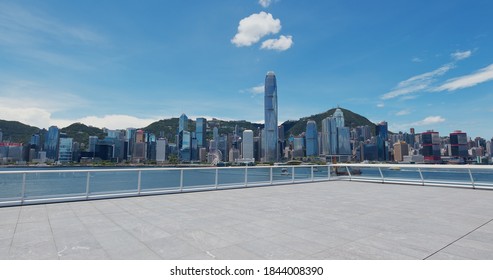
top-left (1, 181), bottom-right (493, 260)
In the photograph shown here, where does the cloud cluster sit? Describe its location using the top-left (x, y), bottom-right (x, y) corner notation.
top-left (258, 0), bottom-right (273, 8)
top-left (451, 50), bottom-right (472, 61)
top-left (231, 11), bottom-right (293, 51)
top-left (381, 50), bottom-right (493, 100)
top-left (433, 63), bottom-right (493, 92)
top-left (261, 35), bottom-right (293, 51)
top-left (231, 12), bottom-right (281, 47)
top-left (381, 63), bottom-right (454, 100)
top-left (411, 116), bottom-right (446, 126)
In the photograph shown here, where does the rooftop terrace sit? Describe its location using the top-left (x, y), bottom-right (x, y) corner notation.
top-left (1, 180), bottom-right (493, 260)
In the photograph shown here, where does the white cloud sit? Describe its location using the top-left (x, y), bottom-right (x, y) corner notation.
top-left (259, 0), bottom-right (273, 8)
top-left (451, 50), bottom-right (472, 61)
top-left (231, 12), bottom-right (281, 47)
top-left (433, 63), bottom-right (493, 92)
top-left (74, 115), bottom-right (158, 130)
top-left (412, 57), bottom-right (423, 63)
top-left (395, 109), bottom-right (411, 116)
top-left (377, 103), bottom-right (385, 108)
top-left (261, 35), bottom-right (293, 51)
top-left (411, 116), bottom-right (446, 126)
top-left (250, 85), bottom-right (264, 94)
top-left (381, 63), bottom-right (454, 100)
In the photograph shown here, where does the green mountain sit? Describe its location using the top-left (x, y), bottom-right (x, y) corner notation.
top-left (0, 107), bottom-right (376, 146)
top-left (282, 107), bottom-right (376, 138)
top-left (0, 120), bottom-right (40, 143)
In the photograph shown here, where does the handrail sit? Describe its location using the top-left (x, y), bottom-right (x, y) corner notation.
top-left (0, 165), bottom-right (331, 207)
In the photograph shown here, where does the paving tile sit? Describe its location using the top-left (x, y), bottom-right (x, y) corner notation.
top-left (144, 236), bottom-right (203, 259)
top-left (0, 207), bottom-right (20, 225)
top-left (18, 205), bottom-right (48, 223)
top-left (237, 237), bottom-right (307, 260)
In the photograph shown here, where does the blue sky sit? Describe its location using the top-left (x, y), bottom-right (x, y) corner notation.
top-left (1, 0), bottom-right (492, 139)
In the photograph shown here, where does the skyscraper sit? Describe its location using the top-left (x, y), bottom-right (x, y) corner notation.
top-left (450, 130), bottom-right (468, 159)
top-left (421, 131), bottom-right (441, 163)
top-left (263, 71), bottom-right (278, 162)
top-left (305, 120), bottom-right (318, 157)
top-left (179, 113), bottom-right (188, 133)
top-left (242, 130), bottom-right (254, 161)
top-left (195, 118), bottom-right (207, 150)
top-left (44, 126), bottom-right (60, 160)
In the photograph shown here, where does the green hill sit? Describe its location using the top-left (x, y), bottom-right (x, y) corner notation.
top-left (1, 107), bottom-right (376, 146)
top-left (0, 120), bottom-right (40, 143)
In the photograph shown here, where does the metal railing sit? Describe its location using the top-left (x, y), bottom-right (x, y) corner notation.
top-left (2, 163), bottom-right (492, 207)
top-left (330, 163), bottom-right (493, 189)
top-left (0, 165), bottom-right (331, 206)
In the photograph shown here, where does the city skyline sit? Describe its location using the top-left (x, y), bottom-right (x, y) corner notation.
top-left (1, 1), bottom-right (493, 138)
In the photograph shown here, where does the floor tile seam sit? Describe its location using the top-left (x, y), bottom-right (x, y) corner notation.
top-left (99, 207), bottom-right (177, 259)
top-left (234, 236), bottom-right (310, 259)
top-left (68, 208), bottom-right (111, 259)
top-left (422, 217), bottom-right (493, 260)
top-left (46, 211), bottom-right (62, 260)
top-left (7, 205), bottom-right (22, 257)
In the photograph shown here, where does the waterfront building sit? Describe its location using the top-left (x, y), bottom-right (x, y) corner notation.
top-left (293, 136), bottom-right (305, 158)
top-left (179, 130), bottom-right (191, 162)
top-left (376, 121), bottom-right (389, 161)
top-left (305, 120), bottom-right (318, 157)
top-left (58, 136), bottom-right (73, 163)
top-left (321, 117), bottom-right (331, 155)
top-left (360, 143), bottom-right (378, 161)
top-left (44, 126), bottom-right (60, 160)
top-left (450, 131), bottom-right (468, 159)
top-left (0, 129), bottom-right (2, 142)
top-left (125, 128), bottom-right (136, 160)
top-left (393, 141), bottom-right (409, 162)
top-left (88, 136), bottom-right (98, 153)
top-left (179, 113), bottom-right (188, 133)
top-left (156, 138), bottom-right (167, 163)
top-left (263, 71), bottom-right (278, 162)
top-left (421, 131), bottom-right (441, 163)
top-left (196, 118), bottom-right (207, 150)
top-left (337, 127), bottom-right (351, 155)
top-left (242, 130), bottom-right (254, 161)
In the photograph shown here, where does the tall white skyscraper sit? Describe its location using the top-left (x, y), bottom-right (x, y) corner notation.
top-left (263, 71), bottom-right (278, 162)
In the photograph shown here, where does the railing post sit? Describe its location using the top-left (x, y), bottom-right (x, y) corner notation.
top-left (270, 167), bottom-right (273, 185)
top-left (345, 166), bottom-right (352, 181)
top-left (327, 165), bottom-right (331, 181)
top-left (311, 166), bottom-right (314, 182)
top-left (418, 168), bottom-right (424, 186)
top-left (215, 168), bottom-right (219, 189)
top-left (86, 172), bottom-right (91, 199)
top-left (468, 168), bottom-right (475, 189)
top-left (378, 167), bottom-right (384, 183)
top-left (137, 170), bottom-right (142, 195)
top-left (292, 166), bottom-right (295, 183)
top-left (180, 169), bottom-right (184, 192)
top-left (21, 173), bottom-right (26, 205)
top-left (244, 166), bottom-right (248, 187)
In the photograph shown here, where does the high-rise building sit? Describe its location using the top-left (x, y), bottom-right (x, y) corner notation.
top-left (376, 121), bottom-right (388, 161)
top-left (263, 71), bottom-right (278, 162)
top-left (58, 136), bottom-right (73, 163)
top-left (44, 126), bottom-right (60, 160)
top-left (179, 113), bottom-right (188, 133)
top-left (321, 117), bottom-right (331, 155)
top-left (179, 130), bottom-right (191, 162)
top-left (196, 118), bottom-right (207, 150)
top-left (450, 131), bottom-right (468, 159)
top-left (421, 131), bottom-right (441, 163)
top-left (242, 130), bottom-right (254, 161)
top-left (393, 141), bottom-right (409, 162)
top-left (337, 127), bottom-right (351, 155)
top-left (88, 136), bottom-right (98, 153)
top-left (305, 120), bottom-right (318, 157)
top-left (293, 136), bottom-right (305, 158)
top-left (0, 129), bottom-right (2, 142)
top-left (156, 138), bottom-right (167, 163)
